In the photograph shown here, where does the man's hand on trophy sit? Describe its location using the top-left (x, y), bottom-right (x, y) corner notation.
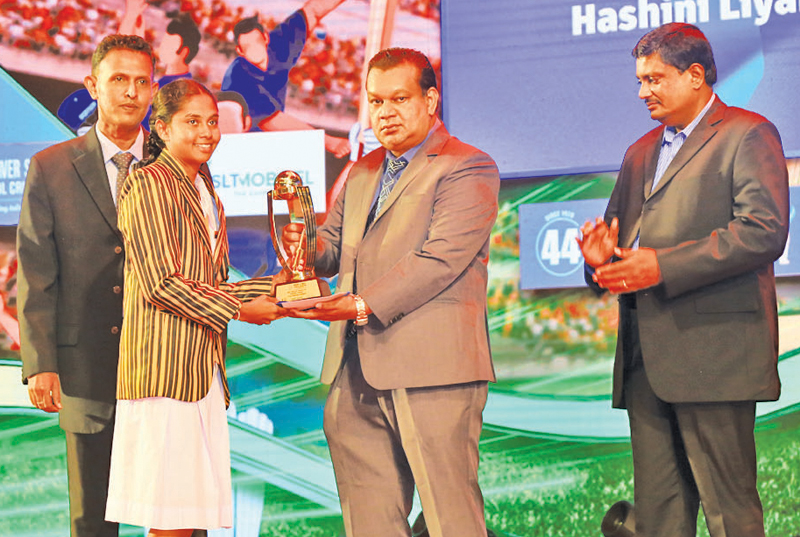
top-left (281, 222), bottom-right (306, 269)
top-left (272, 265), bottom-right (294, 286)
top-left (237, 295), bottom-right (286, 325)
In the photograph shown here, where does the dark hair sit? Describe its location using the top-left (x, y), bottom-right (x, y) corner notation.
top-left (233, 16), bottom-right (265, 46)
top-left (632, 23), bottom-right (717, 86)
top-left (143, 79), bottom-right (217, 165)
top-left (216, 90), bottom-right (250, 120)
top-left (367, 48), bottom-right (437, 93)
top-left (165, 12), bottom-right (202, 64)
top-left (92, 34), bottom-right (156, 75)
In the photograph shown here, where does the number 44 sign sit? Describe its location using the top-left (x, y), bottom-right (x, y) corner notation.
top-left (538, 217), bottom-right (582, 271)
top-left (519, 199), bottom-right (611, 290)
top-left (519, 189), bottom-right (800, 290)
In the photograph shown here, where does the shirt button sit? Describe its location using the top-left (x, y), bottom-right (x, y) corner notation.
top-left (115, 246), bottom-right (123, 254)
top-left (113, 286), bottom-right (121, 294)
top-left (111, 326), bottom-right (119, 335)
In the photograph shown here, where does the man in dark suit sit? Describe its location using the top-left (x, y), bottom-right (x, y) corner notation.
top-left (578, 23), bottom-right (789, 537)
top-left (285, 48), bottom-right (499, 536)
top-left (17, 35), bottom-right (157, 537)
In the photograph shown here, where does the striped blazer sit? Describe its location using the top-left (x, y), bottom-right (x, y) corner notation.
top-left (116, 150), bottom-right (272, 404)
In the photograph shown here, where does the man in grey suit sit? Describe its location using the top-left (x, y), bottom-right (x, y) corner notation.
top-left (18, 35), bottom-right (157, 537)
top-left (579, 23), bottom-right (789, 537)
top-left (286, 48), bottom-right (499, 536)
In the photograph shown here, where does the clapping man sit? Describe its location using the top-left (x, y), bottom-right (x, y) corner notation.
top-left (579, 23), bottom-right (789, 537)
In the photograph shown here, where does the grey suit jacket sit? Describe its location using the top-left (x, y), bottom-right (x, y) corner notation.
top-left (315, 125), bottom-right (499, 389)
top-left (600, 97), bottom-right (789, 408)
top-left (18, 127), bottom-right (129, 433)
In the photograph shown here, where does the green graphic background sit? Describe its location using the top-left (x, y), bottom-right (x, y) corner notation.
top-left (1, 173), bottom-right (798, 536)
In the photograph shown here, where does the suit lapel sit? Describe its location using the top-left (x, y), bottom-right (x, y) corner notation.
top-left (622, 134), bottom-right (660, 248)
top-left (184, 176), bottom-right (214, 258)
top-left (201, 166), bottom-right (228, 272)
top-left (623, 99), bottom-right (724, 247)
top-left (74, 128), bottom-right (120, 237)
top-left (160, 151), bottom-right (215, 257)
top-left (347, 150), bottom-right (385, 241)
top-left (647, 98), bottom-right (724, 200)
top-left (642, 130), bottom-right (661, 198)
top-left (369, 126), bottom-right (449, 227)
top-left (334, 151), bottom-right (383, 294)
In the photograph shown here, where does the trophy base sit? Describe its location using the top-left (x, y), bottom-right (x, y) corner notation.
top-left (274, 278), bottom-right (331, 302)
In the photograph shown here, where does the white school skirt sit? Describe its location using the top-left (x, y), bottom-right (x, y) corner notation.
top-left (105, 367), bottom-right (232, 530)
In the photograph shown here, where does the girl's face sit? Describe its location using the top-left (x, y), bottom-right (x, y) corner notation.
top-left (157, 93), bottom-right (220, 174)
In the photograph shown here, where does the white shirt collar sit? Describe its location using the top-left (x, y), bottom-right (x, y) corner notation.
top-left (95, 126), bottom-right (145, 164)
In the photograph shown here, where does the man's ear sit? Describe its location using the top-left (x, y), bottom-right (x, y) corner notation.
top-left (425, 86), bottom-right (440, 116)
top-left (688, 63), bottom-right (706, 89)
top-left (84, 75), bottom-right (98, 99)
top-left (244, 115), bottom-right (252, 132)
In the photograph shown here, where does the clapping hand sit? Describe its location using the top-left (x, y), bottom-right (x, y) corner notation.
top-left (577, 216), bottom-right (619, 268)
top-left (593, 247), bottom-right (662, 294)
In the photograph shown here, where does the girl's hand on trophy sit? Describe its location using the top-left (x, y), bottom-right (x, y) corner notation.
top-left (237, 295), bottom-right (286, 325)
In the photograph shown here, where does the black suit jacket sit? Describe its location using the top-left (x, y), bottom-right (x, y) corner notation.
top-left (597, 98), bottom-right (788, 408)
top-left (18, 127), bottom-right (132, 433)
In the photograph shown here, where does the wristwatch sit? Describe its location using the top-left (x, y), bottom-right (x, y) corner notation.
top-left (353, 294), bottom-right (369, 326)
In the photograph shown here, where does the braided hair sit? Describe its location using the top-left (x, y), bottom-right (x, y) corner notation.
top-left (141, 79), bottom-right (217, 167)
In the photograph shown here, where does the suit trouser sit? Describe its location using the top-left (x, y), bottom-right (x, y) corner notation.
top-left (64, 422), bottom-right (119, 537)
top-left (324, 337), bottom-right (488, 537)
top-left (622, 305), bottom-right (765, 537)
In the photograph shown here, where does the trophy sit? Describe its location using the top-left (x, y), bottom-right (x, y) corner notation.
top-left (268, 170), bottom-right (331, 302)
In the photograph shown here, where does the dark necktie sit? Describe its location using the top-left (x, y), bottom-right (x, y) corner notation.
top-left (111, 152), bottom-right (134, 205)
top-left (374, 156), bottom-right (408, 217)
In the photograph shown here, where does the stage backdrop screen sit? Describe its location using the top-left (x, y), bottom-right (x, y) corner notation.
top-left (440, 0), bottom-right (800, 178)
